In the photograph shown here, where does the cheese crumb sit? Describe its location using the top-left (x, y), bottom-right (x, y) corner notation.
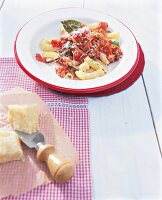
top-left (0, 130), bottom-right (23, 163)
top-left (8, 104), bottom-right (39, 134)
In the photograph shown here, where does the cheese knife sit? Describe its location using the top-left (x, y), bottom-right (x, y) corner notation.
top-left (16, 130), bottom-right (74, 183)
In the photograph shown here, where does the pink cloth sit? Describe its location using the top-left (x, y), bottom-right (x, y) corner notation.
top-left (0, 58), bottom-right (91, 200)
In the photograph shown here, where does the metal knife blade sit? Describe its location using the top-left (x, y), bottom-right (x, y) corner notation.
top-left (16, 130), bottom-right (45, 149)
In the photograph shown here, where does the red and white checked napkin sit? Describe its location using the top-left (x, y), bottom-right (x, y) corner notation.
top-left (0, 58), bottom-right (92, 200)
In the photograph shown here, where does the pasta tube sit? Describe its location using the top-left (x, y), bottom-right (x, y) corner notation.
top-left (39, 39), bottom-right (55, 52)
top-left (106, 32), bottom-right (120, 39)
top-left (84, 57), bottom-right (102, 70)
top-left (75, 68), bottom-right (105, 80)
top-left (42, 52), bottom-right (59, 60)
top-left (65, 73), bottom-right (74, 80)
top-left (100, 53), bottom-right (110, 65)
top-left (86, 23), bottom-right (99, 30)
top-left (96, 59), bottom-right (108, 73)
top-left (79, 62), bottom-right (89, 70)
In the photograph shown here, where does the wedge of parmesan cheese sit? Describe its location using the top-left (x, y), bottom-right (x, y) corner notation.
top-left (0, 130), bottom-right (23, 164)
top-left (8, 104), bottom-right (39, 134)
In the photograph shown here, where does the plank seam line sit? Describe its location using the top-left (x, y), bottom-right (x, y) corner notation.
top-left (0, 0), bottom-right (6, 11)
top-left (142, 74), bottom-right (162, 157)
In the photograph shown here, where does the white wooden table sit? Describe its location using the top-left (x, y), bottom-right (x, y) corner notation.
top-left (0, 0), bottom-right (162, 199)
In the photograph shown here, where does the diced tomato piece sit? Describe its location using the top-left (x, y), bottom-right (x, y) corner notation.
top-left (60, 36), bottom-right (68, 45)
top-left (108, 54), bottom-right (115, 63)
top-left (73, 49), bottom-right (85, 62)
top-left (73, 34), bottom-right (83, 43)
top-left (88, 48), bottom-right (100, 59)
top-left (99, 22), bottom-right (108, 31)
top-left (81, 54), bottom-right (88, 61)
top-left (35, 53), bottom-right (46, 63)
top-left (56, 65), bottom-right (70, 78)
top-left (51, 40), bottom-right (62, 48)
top-left (58, 57), bottom-right (73, 67)
top-left (80, 23), bottom-right (85, 28)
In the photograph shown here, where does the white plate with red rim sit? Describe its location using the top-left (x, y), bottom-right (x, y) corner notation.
top-left (14, 7), bottom-right (139, 94)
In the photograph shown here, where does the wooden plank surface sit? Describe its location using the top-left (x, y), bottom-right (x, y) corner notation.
top-left (89, 81), bottom-right (162, 199)
top-left (0, 0), bottom-right (5, 8)
top-left (84, 0), bottom-right (162, 199)
top-left (137, 0), bottom-right (162, 149)
top-left (0, 0), bottom-right (162, 199)
top-left (84, 0), bottom-right (162, 150)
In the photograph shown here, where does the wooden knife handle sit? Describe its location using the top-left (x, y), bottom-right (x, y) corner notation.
top-left (36, 144), bottom-right (74, 183)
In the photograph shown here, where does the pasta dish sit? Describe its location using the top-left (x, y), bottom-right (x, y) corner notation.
top-left (35, 20), bottom-right (123, 80)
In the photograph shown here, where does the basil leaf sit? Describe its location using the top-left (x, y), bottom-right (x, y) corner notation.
top-left (92, 56), bottom-right (97, 61)
top-left (61, 20), bottom-right (82, 33)
top-left (112, 40), bottom-right (120, 46)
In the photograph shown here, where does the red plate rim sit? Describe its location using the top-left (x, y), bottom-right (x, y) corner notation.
top-left (14, 8), bottom-right (140, 94)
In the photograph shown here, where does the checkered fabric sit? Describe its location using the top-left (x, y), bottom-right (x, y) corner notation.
top-left (0, 58), bottom-right (92, 200)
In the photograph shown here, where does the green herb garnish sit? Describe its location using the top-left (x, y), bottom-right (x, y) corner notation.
top-left (61, 20), bottom-right (82, 33)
